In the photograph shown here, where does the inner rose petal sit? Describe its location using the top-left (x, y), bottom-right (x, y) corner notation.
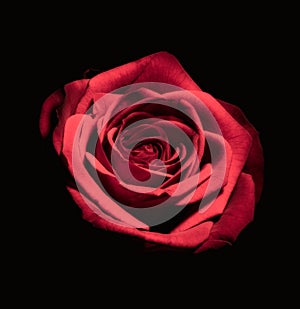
top-left (109, 117), bottom-right (200, 192)
top-left (87, 93), bottom-right (207, 216)
top-left (69, 83), bottom-right (232, 228)
top-left (95, 97), bottom-right (205, 157)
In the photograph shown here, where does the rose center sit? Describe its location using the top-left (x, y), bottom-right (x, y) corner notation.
top-left (130, 141), bottom-right (160, 164)
top-left (127, 140), bottom-right (166, 182)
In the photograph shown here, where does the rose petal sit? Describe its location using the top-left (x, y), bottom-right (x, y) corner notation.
top-left (217, 99), bottom-right (264, 202)
top-left (135, 52), bottom-right (202, 91)
top-left (39, 52), bottom-right (263, 253)
top-left (87, 52), bottom-right (201, 94)
top-left (39, 89), bottom-right (65, 138)
top-left (195, 172), bottom-right (255, 253)
top-left (168, 131), bottom-right (232, 210)
top-left (166, 90), bottom-right (253, 232)
top-left (191, 91), bottom-right (253, 209)
top-left (62, 114), bottom-right (148, 229)
top-left (66, 185), bottom-right (147, 229)
top-left (67, 183), bottom-right (215, 249)
top-left (52, 79), bottom-right (89, 154)
top-left (61, 114), bottom-right (95, 177)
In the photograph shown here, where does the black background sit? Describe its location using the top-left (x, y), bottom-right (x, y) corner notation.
top-left (12, 4), bottom-right (291, 271)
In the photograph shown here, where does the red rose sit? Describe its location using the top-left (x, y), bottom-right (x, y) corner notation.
top-left (39, 51), bottom-right (264, 253)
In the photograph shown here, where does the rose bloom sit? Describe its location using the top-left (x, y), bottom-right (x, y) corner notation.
top-left (39, 52), bottom-right (264, 254)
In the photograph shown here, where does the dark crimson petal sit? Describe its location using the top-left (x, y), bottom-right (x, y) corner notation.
top-left (87, 52), bottom-right (201, 94)
top-left (191, 91), bottom-right (253, 208)
top-left (39, 89), bottom-right (65, 138)
top-left (194, 172), bottom-right (255, 253)
top-left (75, 92), bottom-right (106, 114)
top-left (217, 99), bottom-right (264, 203)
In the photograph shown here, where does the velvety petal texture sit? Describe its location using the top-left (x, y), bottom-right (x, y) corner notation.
top-left (39, 51), bottom-right (264, 253)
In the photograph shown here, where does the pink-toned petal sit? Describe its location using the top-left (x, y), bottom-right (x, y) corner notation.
top-left (169, 130), bottom-right (232, 232)
top-left (66, 185), bottom-right (148, 229)
top-left (67, 186), bottom-right (214, 249)
top-left (90, 149), bottom-right (170, 207)
top-left (163, 163), bottom-right (211, 200)
top-left (164, 90), bottom-right (253, 233)
top-left (62, 114), bottom-right (149, 229)
top-left (195, 172), bottom-right (255, 253)
top-left (86, 152), bottom-right (115, 177)
top-left (52, 79), bottom-right (89, 154)
top-left (61, 114), bottom-right (94, 176)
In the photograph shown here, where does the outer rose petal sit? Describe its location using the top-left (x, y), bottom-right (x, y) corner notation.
top-left (39, 89), bottom-right (65, 138)
top-left (217, 99), bottom-right (264, 202)
top-left (39, 79), bottom-right (89, 153)
top-left (195, 173), bottom-right (255, 253)
top-left (67, 185), bottom-right (214, 249)
top-left (53, 80), bottom-right (89, 154)
top-left (71, 51), bottom-right (203, 126)
top-left (88, 51), bottom-right (202, 93)
top-left (40, 51), bottom-right (201, 144)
